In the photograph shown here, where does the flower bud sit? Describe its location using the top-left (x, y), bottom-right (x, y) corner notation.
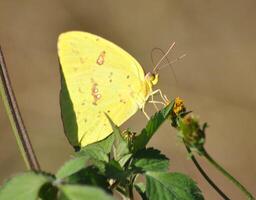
top-left (177, 115), bottom-right (205, 153)
top-left (173, 97), bottom-right (185, 115)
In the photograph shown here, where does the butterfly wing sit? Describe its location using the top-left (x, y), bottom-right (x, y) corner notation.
top-left (58, 31), bottom-right (148, 146)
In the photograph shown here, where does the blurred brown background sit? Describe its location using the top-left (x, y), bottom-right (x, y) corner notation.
top-left (0, 0), bottom-right (255, 199)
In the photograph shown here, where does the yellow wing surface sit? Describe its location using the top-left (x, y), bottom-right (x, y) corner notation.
top-left (58, 31), bottom-right (149, 146)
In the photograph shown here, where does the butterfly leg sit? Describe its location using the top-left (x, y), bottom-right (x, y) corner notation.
top-left (150, 94), bottom-right (159, 111)
top-left (163, 94), bottom-right (170, 103)
top-left (142, 105), bottom-right (150, 120)
top-left (149, 89), bottom-right (169, 105)
top-left (148, 100), bottom-right (166, 106)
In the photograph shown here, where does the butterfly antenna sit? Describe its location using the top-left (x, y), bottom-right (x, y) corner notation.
top-left (153, 42), bottom-right (176, 73)
top-left (157, 53), bottom-right (186, 71)
top-left (150, 47), bottom-right (159, 66)
top-left (151, 47), bottom-right (178, 83)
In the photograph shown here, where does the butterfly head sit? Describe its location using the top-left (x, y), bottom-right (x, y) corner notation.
top-left (145, 72), bottom-right (159, 86)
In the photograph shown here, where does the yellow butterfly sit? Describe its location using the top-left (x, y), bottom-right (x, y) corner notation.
top-left (58, 31), bottom-right (169, 147)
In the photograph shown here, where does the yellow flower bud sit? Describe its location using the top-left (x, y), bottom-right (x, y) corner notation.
top-left (173, 97), bottom-right (185, 115)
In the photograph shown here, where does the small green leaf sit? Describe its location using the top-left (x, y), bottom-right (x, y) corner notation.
top-left (91, 133), bottom-right (115, 154)
top-left (104, 160), bottom-right (129, 183)
top-left (78, 145), bottom-right (108, 173)
top-left (134, 182), bottom-right (148, 200)
top-left (66, 166), bottom-right (109, 191)
top-left (118, 153), bottom-right (132, 167)
top-left (0, 172), bottom-right (53, 200)
top-left (83, 132), bottom-right (115, 154)
top-left (105, 114), bottom-right (129, 160)
top-left (132, 148), bottom-right (169, 172)
top-left (77, 145), bottom-right (109, 162)
top-left (56, 156), bottom-right (88, 179)
top-left (38, 183), bottom-right (58, 200)
top-left (146, 172), bottom-right (204, 200)
top-left (133, 102), bottom-right (174, 152)
top-left (59, 185), bottom-right (114, 200)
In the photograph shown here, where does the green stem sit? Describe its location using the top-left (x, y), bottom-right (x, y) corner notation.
top-left (0, 47), bottom-right (40, 171)
top-left (202, 148), bottom-right (254, 200)
top-left (185, 145), bottom-right (230, 200)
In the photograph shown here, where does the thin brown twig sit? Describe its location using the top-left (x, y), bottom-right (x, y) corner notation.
top-left (0, 47), bottom-right (40, 171)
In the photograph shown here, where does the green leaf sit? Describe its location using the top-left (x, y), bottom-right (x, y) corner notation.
top-left (66, 166), bottom-right (109, 191)
top-left (60, 70), bottom-right (79, 148)
top-left (77, 147), bottom-right (107, 174)
top-left (77, 145), bottom-right (109, 162)
top-left (97, 133), bottom-right (115, 154)
top-left (118, 153), bottom-right (132, 167)
top-left (105, 114), bottom-right (129, 160)
top-left (132, 148), bottom-right (169, 172)
top-left (83, 132), bottom-right (115, 154)
top-left (59, 185), bottom-right (114, 200)
top-left (65, 159), bottom-right (128, 187)
top-left (133, 102), bottom-right (174, 152)
top-left (104, 160), bottom-right (129, 183)
top-left (134, 182), bottom-right (148, 200)
top-left (76, 138), bottom-right (113, 172)
top-left (56, 156), bottom-right (88, 179)
top-left (146, 172), bottom-right (204, 200)
top-left (38, 183), bottom-right (58, 200)
top-left (0, 172), bottom-right (53, 200)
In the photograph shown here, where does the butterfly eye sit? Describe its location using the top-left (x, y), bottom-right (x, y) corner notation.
top-left (150, 74), bottom-right (155, 80)
top-left (150, 73), bottom-right (159, 85)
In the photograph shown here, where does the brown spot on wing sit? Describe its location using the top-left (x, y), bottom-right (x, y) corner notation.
top-left (108, 72), bottom-right (113, 83)
top-left (80, 57), bottom-right (85, 64)
top-left (96, 51), bottom-right (106, 65)
top-left (72, 49), bottom-right (79, 54)
top-left (91, 82), bottom-right (101, 105)
top-left (130, 91), bottom-right (135, 97)
top-left (92, 87), bottom-right (98, 93)
top-left (78, 88), bottom-right (83, 93)
top-left (120, 99), bottom-right (126, 104)
top-left (69, 42), bottom-right (75, 47)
